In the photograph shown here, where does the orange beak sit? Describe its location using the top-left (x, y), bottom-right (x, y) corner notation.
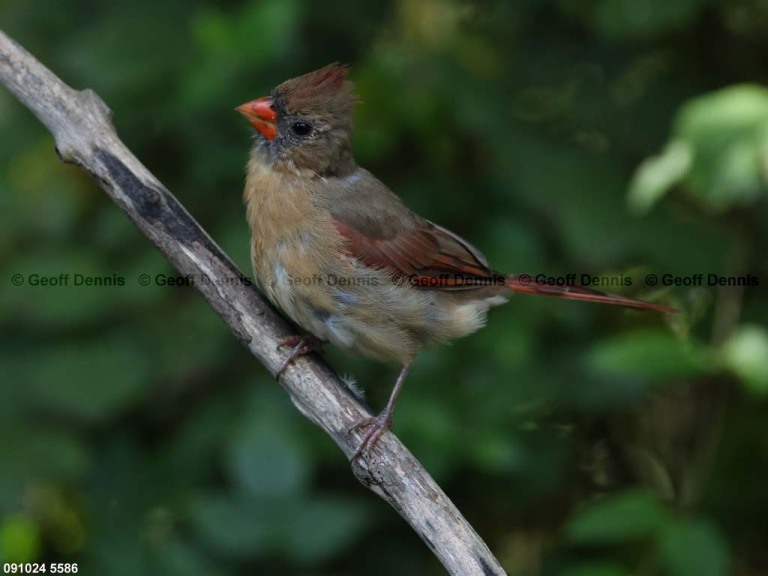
top-left (236, 96), bottom-right (278, 140)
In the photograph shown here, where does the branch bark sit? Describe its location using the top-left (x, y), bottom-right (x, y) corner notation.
top-left (0, 28), bottom-right (508, 576)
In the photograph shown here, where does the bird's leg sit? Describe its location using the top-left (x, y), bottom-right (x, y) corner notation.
top-left (351, 363), bottom-right (411, 461)
top-left (275, 335), bottom-right (325, 377)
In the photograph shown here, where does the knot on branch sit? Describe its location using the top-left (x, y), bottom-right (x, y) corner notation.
top-left (54, 87), bottom-right (115, 163)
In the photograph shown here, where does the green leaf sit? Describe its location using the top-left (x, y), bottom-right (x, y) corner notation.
top-left (678, 85), bottom-right (768, 145)
top-left (722, 325), bottom-right (768, 394)
top-left (660, 518), bottom-right (729, 576)
top-left (628, 140), bottom-right (692, 213)
top-left (676, 85), bottom-right (768, 209)
top-left (588, 329), bottom-right (712, 381)
top-left (565, 490), bottom-right (666, 544)
top-left (0, 515), bottom-right (40, 564)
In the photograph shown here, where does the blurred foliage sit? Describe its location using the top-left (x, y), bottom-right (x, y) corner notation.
top-left (0, 0), bottom-right (767, 574)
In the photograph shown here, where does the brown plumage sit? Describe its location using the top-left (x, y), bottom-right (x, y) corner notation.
top-left (237, 63), bottom-right (675, 459)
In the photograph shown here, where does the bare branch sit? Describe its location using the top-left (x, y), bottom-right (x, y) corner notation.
top-left (0, 28), bottom-right (508, 576)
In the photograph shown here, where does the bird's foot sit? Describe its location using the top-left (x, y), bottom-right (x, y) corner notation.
top-left (350, 409), bottom-right (393, 461)
top-left (275, 335), bottom-right (325, 377)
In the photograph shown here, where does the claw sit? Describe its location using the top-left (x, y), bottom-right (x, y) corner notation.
top-left (275, 335), bottom-right (324, 377)
top-left (350, 410), bottom-right (393, 460)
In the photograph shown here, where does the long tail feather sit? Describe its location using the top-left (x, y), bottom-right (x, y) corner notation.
top-left (506, 275), bottom-right (676, 313)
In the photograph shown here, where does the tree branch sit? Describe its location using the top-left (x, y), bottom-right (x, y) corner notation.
top-left (0, 28), bottom-right (508, 576)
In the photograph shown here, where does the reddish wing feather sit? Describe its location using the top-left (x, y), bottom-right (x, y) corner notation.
top-left (333, 219), bottom-right (496, 290)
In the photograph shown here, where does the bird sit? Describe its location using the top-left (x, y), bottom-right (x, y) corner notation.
top-left (236, 63), bottom-right (675, 460)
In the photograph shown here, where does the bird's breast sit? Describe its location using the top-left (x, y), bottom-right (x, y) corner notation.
top-left (243, 161), bottom-right (345, 323)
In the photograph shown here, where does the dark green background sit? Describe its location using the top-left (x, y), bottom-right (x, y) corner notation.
top-left (1, 0), bottom-right (767, 574)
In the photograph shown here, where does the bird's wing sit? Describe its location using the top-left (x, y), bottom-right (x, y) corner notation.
top-left (327, 171), bottom-right (498, 290)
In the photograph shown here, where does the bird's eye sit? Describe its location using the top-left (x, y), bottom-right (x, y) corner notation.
top-left (291, 122), bottom-right (312, 136)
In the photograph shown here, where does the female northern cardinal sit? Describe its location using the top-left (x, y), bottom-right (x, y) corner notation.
top-left (237, 63), bottom-right (674, 459)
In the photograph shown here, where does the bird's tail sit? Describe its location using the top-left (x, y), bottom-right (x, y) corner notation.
top-left (506, 274), bottom-right (676, 313)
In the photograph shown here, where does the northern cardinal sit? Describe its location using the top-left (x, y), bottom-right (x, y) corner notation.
top-left (237, 63), bottom-right (674, 459)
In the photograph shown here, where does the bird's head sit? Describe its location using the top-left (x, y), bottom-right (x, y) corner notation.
top-left (237, 63), bottom-right (358, 177)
